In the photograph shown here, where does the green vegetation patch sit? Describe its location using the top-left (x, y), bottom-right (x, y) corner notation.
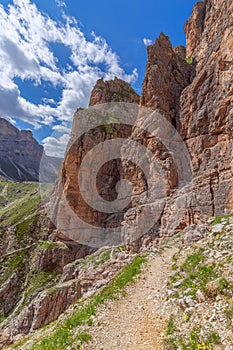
top-left (210, 213), bottom-right (233, 226)
top-left (0, 186), bottom-right (40, 228)
top-left (22, 271), bottom-right (58, 308)
top-left (15, 214), bottom-right (38, 243)
top-left (185, 57), bottom-right (193, 64)
top-left (168, 248), bottom-right (220, 298)
top-left (23, 255), bottom-right (147, 350)
top-left (0, 249), bottom-right (28, 285)
top-left (37, 240), bottom-right (67, 251)
top-left (165, 324), bottom-right (220, 349)
top-left (78, 248), bottom-right (112, 269)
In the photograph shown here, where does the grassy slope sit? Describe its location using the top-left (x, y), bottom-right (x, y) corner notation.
top-left (10, 255), bottom-right (147, 350)
top-left (0, 182), bottom-right (40, 226)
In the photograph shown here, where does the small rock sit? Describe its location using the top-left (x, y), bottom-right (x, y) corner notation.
top-left (184, 296), bottom-right (195, 307)
top-left (196, 289), bottom-right (205, 302)
top-left (172, 281), bottom-right (182, 288)
top-left (207, 217), bottom-right (215, 223)
top-left (212, 224), bottom-right (224, 234)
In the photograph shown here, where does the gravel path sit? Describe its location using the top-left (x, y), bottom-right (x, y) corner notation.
top-left (0, 184), bottom-right (8, 197)
top-left (85, 247), bottom-right (177, 350)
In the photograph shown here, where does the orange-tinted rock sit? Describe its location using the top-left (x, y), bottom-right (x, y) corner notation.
top-left (140, 33), bottom-right (194, 125)
top-left (184, 1), bottom-right (206, 59)
top-left (8, 280), bottom-right (81, 335)
top-left (161, 0), bottom-right (233, 234)
top-left (123, 0), bottom-right (233, 240)
top-left (89, 77), bottom-right (140, 106)
top-left (52, 78), bottom-right (140, 247)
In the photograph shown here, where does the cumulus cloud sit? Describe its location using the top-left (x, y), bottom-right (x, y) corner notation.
top-left (42, 133), bottom-right (70, 158)
top-left (0, 0), bottom-right (138, 132)
top-left (143, 38), bottom-right (153, 46)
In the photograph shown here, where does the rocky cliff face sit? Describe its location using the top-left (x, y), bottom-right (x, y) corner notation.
top-left (0, 0), bottom-right (233, 346)
top-left (140, 33), bottom-right (194, 125)
top-left (51, 78), bottom-right (140, 247)
top-left (123, 0), bottom-right (233, 241)
top-left (165, 0), bottom-right (233, 230)
top-left (184, 1), bottom-right (206, 59)
top-left (53, 0), bottom-right (233, 249)
top-left (0, 119), bottom-right (43, 181)
top-left (89, 77), bottom-right (140, 106)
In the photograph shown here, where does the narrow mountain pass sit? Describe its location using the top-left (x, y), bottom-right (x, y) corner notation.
top-left (86, 247), bottom-right (177, 350)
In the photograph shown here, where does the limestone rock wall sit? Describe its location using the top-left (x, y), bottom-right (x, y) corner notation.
top-left (178, 0), bottom-right (233, 220)
top-left (0, 118), bottom-right (43, 181)
top-left (123, 0), bottom-right (233, 239)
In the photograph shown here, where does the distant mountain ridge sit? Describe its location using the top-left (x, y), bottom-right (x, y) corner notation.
top-left (0, 118), bottom-right (61, 182)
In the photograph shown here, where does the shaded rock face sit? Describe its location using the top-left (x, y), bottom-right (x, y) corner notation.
top-left (0, 118), bottom-right (43, 181)
top-left (0, 273), bottom-right (21, 317)
top-left (33, 242), bottom-right (79, 274)
top-left (89, 77), bottom-right (140, 106)
top-left (140, 33), bottom-right (194, 126)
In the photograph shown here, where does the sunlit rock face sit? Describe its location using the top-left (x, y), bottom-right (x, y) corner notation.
top-left (177, 0), bottom-right (233, 221)
top-left (52, 0), bottom-right (233, 249)
top-left (89, 77), bottom-right (140, 106)
top-left (52, 78), bottom-right (140, 247)
top-left (123, 0), bottom-right (233, 242)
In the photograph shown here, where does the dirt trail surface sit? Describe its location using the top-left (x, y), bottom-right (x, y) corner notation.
top-left (85, 247), bottom-right (177, 350)
top-left (0, 184), bottom-right (8, 197)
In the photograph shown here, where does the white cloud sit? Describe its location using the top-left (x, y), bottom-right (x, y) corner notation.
top-left (143, 38), bottom-right (153, 46)
top-left (0, 0), bottom-right (138, 130)
top-left (42, 98), bottom-right (57, 105)
top-left (52, 122), bottom-right (71, 134)
top-left (55, 0), bottom-right (66, 8)
top-left (42, 133), bottom-right (70, 157)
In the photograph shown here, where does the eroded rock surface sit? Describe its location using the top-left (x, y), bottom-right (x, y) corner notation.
top-left (52, 78), bottom-right (140, 247)
top-left (0, 119), bottom-right (43, 181)
top-left (124, 0), bottom-right (233, 240)
top-left (164, 0), bottom-right (233, 232)
top-left (89, 77), bottom-right (140, 106)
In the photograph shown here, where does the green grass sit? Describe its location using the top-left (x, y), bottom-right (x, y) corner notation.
top-left (210, 214), bottom-right (233, 226)
top-left (180, 248), bottom-right (205, 273)
top-left (22, 271), bottom-right (58, 308)
top-left (0, 195), bottom-right (8, 208)
top-left (92, 249), bottom-right (111, 267)
top-left (23, 255), bottom-right (147, 350)
top-left (0, 249), bottom-right (28, 285)
top-left (216, 277), bottom-right (229, 294)
top-left (37, 240), bottom-right (67, 251)
top-left (78, 248), bottom-right (112, 269)
top-left (168, 248), bottom-right (220, 298)
top-left (165, 325), bottom-right (220, 349)
top-left (0, 193), bottom-right (40, 227)
top-left (0, 182), bottom-right (43, 286)
top-left (166, 315), bottom-right (176, 335)
top-left (185, 57), bottom-right (193, 64)
top-left (15, 214), bottom-right (38, 243)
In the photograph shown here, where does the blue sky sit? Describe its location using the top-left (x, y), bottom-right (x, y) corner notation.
top-left (0, 0), bottom-right (197, 156)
